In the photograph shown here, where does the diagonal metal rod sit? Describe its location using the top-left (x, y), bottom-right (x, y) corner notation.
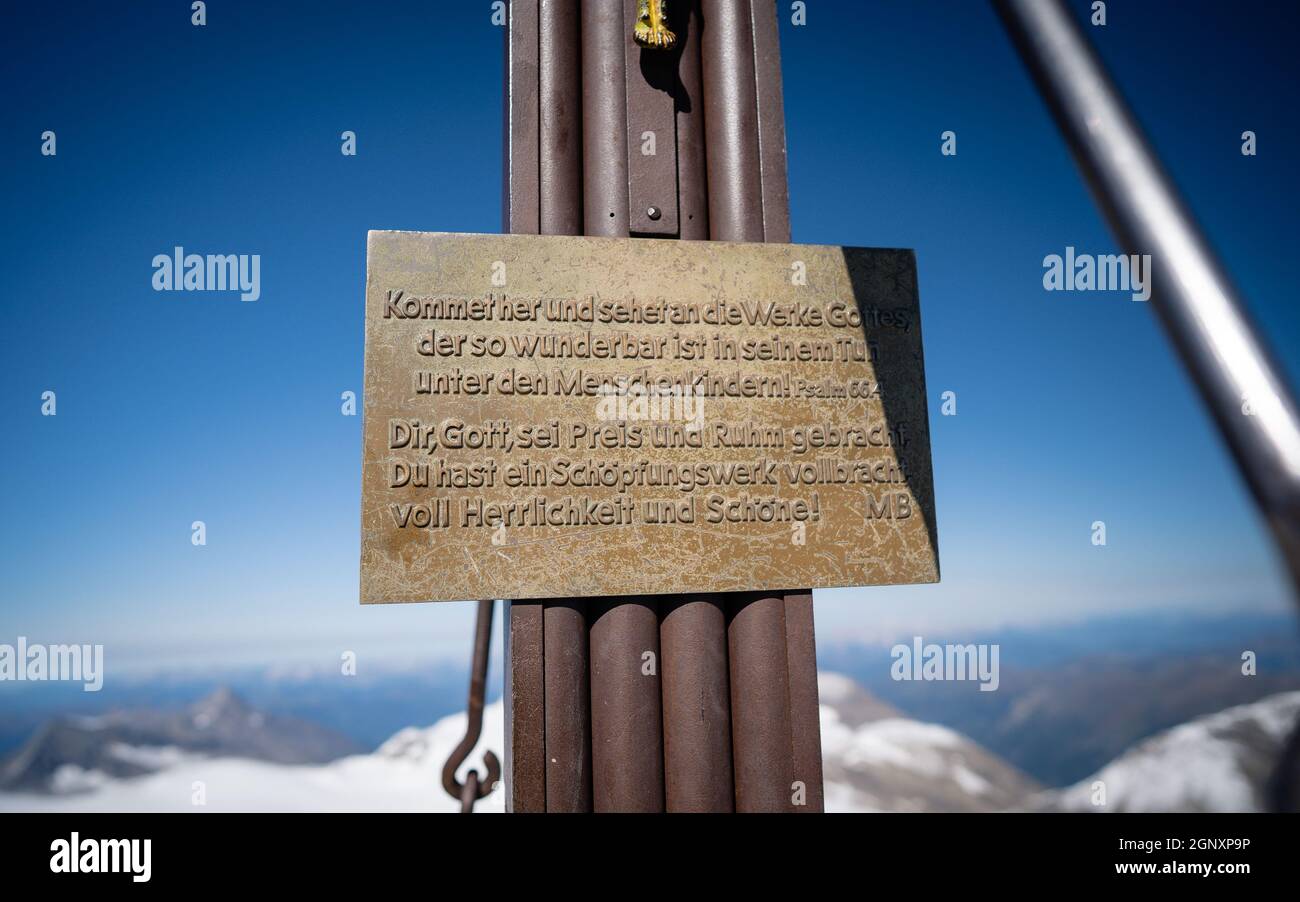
top-left (441, 600), bottom-right (500, 812)
top-left (994, 0), bottom-right (1300, 811)
top-left (993, 0), bottom-right (1300, 587)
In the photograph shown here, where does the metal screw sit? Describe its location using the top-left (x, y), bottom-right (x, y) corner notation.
top-left (647, 205), bottom-right (662, 221)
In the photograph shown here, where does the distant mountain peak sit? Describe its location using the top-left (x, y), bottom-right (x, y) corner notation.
top-left (189, 687), bottom-right (253, 729)
top-left (817, 671), bottom-right (1039, 811)
top-left (0, 688), bottom-right (362, 794)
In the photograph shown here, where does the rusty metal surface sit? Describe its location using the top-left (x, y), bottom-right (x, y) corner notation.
top-left (750, 0), bottom-right (790, 243)
top-left (544, 599), bottom-right (592, 811)
top-left (539, 0), bottom-right (582, 235)
top-left (754, 5), bottom-right (815, 811)
top-left (441, 600), bottom-right (501, 812)
top-left (653, 0), bottom-right (730, 813)
top-left (727, 592), bottom-right (794, 811)
top-left (783, 591), bottom-right (824, 811)
top-left (661, 595), bottom-right (734, 811)
top-left (496, 0), bottom-right (837, 815)
top-left (701, 0), bottom-right (817, 813)
top-left (443, 599), bottom-right (501, 814)
top-left (507, 0), bottom-right (540, 235)
top-left (700, 0), bottom-right (764, 241)
top-left (504, 2), bottom-right (547, 815)
top-left (582, 0), bottom-right (630, 236)
top-left (504, 601), bottom-right (546, 811)
top-left (539, 0), bottom-right (588, 815)
top-left (674, 0), bottom-right (709, 240)
top-left (589, 598), bottom-right (665, 810)
top-left (581, 11), bottom-right (669, 813)
top-left (459, 771), bottom-right (481, 813)
top-left (625, 0), bottom-right (680, 235)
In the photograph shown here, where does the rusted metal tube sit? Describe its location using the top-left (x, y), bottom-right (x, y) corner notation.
top-left (543, 599), bottom-right (592, 811)
top-left (539, 0), bottom-right (582, 235)
top-left (505, 0), bottom-right (541, 235)
top-left (589, 598), bottom-right (665, 810)
top-left (503, 0), bottom-right (546, 815)
top-left (783, 592), bottom-right (824, 811)
top-left (540, 5), bottom-right (590, 810)
top-left (505, 0), bottom-right (823, 816)
top-left (754, 4), bottom-right (819, 809)
top-left (661, 595), bottom-right (735, 811)
top-left (646, 0), bottom-right (732, 814)
top-left (750, 0), bottom-right (790, 242)
top-left (727, 591), bottom-right (794, 812)
top-left (701, 0), bottom-right (800, 812)
top-left (581, 0), bottom-right (629, 235)
top-left (700, 0), bottom-right (764, 241)
top-left (578, 1), bottom-right (669, 814)
top-left (675, 0), bottom-right (710, 240)
top-left (504, 601), bottom-right (546, 812)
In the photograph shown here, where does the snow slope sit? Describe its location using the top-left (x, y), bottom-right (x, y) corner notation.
top-left (29, 673), bottom-right (1289, 814)
top-left (819, 672), bottom-right (1040, 812)
top-left (0, 701), bottom-right (506, 813)
top-left (1040, 690), bottom-right (1300, 813)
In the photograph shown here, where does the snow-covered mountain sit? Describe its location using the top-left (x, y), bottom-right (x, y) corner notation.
top-left (0, 673), bottom-right (1033, 812)
top-left (819, 673), bottom-right (1040, 812)
top-left (1038, 690), bottom-right (1300, 813)
top-left (0, 697), bottom-right (506, 813)
top-left (0, 688), bottom-right (361, 794)
top-left (6, 676), bottom-right (1290, 813)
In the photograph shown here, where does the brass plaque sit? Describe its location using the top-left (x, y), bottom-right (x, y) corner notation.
top-left (361, 232), bottom-right (938, 603)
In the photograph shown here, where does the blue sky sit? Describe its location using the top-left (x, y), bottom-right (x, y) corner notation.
top-left (1, 0), bottom-right (1297, 673)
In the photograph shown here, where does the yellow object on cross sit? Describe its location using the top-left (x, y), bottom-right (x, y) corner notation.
top-left (634, 0), bottom-right (677, 49)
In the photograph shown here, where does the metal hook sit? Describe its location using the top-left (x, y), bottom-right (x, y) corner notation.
top-left (441, 599), bottom-right (501, 813)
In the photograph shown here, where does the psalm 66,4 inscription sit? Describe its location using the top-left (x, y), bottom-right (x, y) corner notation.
top-left (360, 231), bottom-right (938, 603)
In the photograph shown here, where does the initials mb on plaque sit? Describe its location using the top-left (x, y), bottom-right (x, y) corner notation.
top-left (360, 232), bottom-right (938, 603)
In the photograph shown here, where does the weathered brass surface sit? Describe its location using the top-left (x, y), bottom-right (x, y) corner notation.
top-left (361, 232), bottom-right (938, 603)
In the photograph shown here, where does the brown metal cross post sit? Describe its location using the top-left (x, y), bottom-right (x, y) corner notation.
top-left (502, 0), bottom-right (824, 813)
